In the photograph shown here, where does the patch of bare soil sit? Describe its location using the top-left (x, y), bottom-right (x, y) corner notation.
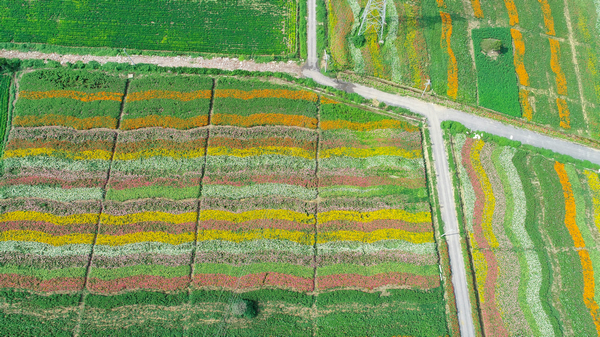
top-left (0, 50), bottom-right (304, 77)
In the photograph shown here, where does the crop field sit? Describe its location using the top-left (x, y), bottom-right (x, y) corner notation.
top-left (0, 69), bottom-right (448, 335)
top-left (446, 123), bottom-right (600, 336)
top-left (324, 0), bottom-right (600, 139)
top-left (0, 0), bottom-right (297, 56)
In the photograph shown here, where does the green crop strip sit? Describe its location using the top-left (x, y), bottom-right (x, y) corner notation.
top-left (0, 0), bottom-right (297, 56)
top-left (0, 75), bottom-right (10, 160)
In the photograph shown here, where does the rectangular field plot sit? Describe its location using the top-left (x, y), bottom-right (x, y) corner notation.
top-left (0, 0), bottom-right (297, 55)
top-left (0, 71), bottom-right (449, 335)
top-left (449, 128), bottom-right (600, 336)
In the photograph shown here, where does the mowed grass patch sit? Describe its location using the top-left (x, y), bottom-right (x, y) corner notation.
top-left (472, 28), bottom-right (521, 117)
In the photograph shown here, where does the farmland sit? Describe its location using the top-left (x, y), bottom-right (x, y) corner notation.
top-left (445, 121), bottom-right (600, 335)
top-left (322, 0), bottom-right (600, 140)
top-left (0, 68), bottom-right (448, 335)
top-left (0, 0), bottom-right (297, 56)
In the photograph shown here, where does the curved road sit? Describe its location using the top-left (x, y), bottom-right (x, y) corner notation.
top-left (304, 4), bottom-right (600, 337)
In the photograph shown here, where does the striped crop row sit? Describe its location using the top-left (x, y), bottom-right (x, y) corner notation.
top-left (453, 132), bottom-right (600, 336)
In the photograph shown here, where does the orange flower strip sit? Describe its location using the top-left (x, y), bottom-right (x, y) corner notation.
top-left (440, 12), bottom-right (458, 100)
top-left (212, 113), bottom-right (317, 129)
top-left (126, 90), bottom-right (211, 102)
top-left (20, 90), bottom-right (122, 102)
top-left (215, 89), bottom-right (318, 102)
top-left (321, 119), bottom-right (419, 132)
top-left (555, 162), bottom-right (600, 332)
top-left (519, 89), bottom-right (534, 121)
top-left (504, 0), bottom-right (519, 26)
top-left (13, 115), bottom-right (117, 130)
top-left (470, 0), bottom-right (484, 18)
top-left (556, 98), bottom-right (571, 129)
top-left (579, 250), bottom-right (600, 334)
top-left (320, 96), bottom-right (339, 105)
top-left (554, 161), bottom-right (584, 248)
top-left (549, 38), bottom-right (568, 96)
top-left (121, 115), bottom-right (209, 130)
top-left (511, 29), bottom-right (529, 86)
top-left (436, 0), bottom-right (446, 8)
top-left (538, 0), bottom-right (556, 36)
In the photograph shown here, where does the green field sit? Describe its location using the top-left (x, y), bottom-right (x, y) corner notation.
top-left (323, 0), bottom-right (600, 141)
top-left (0, 0), bottom-right (297, 56)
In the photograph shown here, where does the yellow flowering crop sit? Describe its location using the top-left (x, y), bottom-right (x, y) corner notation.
top-left (114, 148), bottom-right (206, 160)
top-left (319, 209), bottom-right (431, 224)
top-left (197, 229), bottom-right (314, 245)
top-left (4, 148), bottom-right (112, 161)
top-left (320, 147), bottom-right (421, 159)
top-left (96, 232), bottom-right (195, 246)
top-left (207, 146), bottom-right (313, 159)
top-left (0, 211), bottom-right (99, 225)
top-left (200, 209), bottom-right (315, 224)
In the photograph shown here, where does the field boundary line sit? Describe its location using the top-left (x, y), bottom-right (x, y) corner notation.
top-left (72, 78), bottom-right (131, 337)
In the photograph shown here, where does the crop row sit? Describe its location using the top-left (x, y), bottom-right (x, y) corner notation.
top-left (452, 131), bottom-right (600, 335)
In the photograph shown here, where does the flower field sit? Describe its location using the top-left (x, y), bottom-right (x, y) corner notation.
top-left (0, 69), bottom-right (449, 335)
top-left (448, 125), bottom-right (600, 336)
top-left (0, 0), bottom-right (297, 56)
top-left (324, 0), bottom-right (600, 140)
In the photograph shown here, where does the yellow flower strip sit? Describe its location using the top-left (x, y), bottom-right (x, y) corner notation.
top-left (200, 209), bottom-right (315, 225)
top-left (20, 90), bottom-right (123, 102)
top-left (440, 12), bottom-right (458, 100)
top-left (556, 97), bottom-right (571, 130)
top-left (471, 140), bottom-right (499, 248)
top-left (320, 147), bottom-right (422, 159)
top-left (504, 0), bottom-right (519, 26)
top-left (96, 232), bottom-right (195, 246)
top-left (556, 162), bottom-right (600, 333)
top-left (470, 232), bottom-right (488, 304)
top-left (319, 209), bottom-right (431, 224)
top-left (198, 229), bottom-right (314, 245)
top-left (320, 119), bottom-right (419, 132)
top-left (470, 0), bottom-right (484, 18)
top-left (115, 148), bottom-right (206, 161)
top-left (100, 212), bottom-right (197, 226)
top-left (4, 148), bottom-right (112, 161)
top-left (0, 211), bottom-right (99, 225)
top-left (511, 28), bottom-right (529, 86)
top-left (538, 0), bottom-right (556, 36)
top-left (126, 90), bottom-right (211, 102)
top-left (207, 146), bottom-right (313, 159)
top-left (580, 250), bottom-right (600, 334)
top-left (215, 89), bottom-right (318, 101)
top-left (549, 38), bottom-right (568, 96)
top-left (318, 229), bottom-right (433, 244)
top-left (0, 230), bottom-right (94, 245)
top-left (584, 170), bottom-right (600, 231)
top-left (519, 89), bottom-right (534, 121)
top-left (120, 115), bottom-right (208, 130)
top-left (320, 96), bottom-right (339, 105)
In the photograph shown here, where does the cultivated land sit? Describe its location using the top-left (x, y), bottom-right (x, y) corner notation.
top-left (446, 122), bottom-right (600, 336)
top-left (322, 0), bottom-right (600, 142)
top-left (0, 69), bottom-right (449, 335)
top-left (0, 0), bottom-right (297, 56)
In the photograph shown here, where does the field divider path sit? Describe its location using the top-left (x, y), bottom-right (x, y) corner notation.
top-left (311, 95), bottom-right (322, 336)
top-left (72, 78), bottom-right (131, 337)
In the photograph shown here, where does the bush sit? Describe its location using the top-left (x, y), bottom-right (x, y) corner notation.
top-left (230, 298), bottom-right (259, 318)
top-left (351, 34), bottom-right (366, 48)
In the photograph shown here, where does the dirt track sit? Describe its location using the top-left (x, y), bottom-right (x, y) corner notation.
top-left (0, 49), bottom-right (304, 77)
